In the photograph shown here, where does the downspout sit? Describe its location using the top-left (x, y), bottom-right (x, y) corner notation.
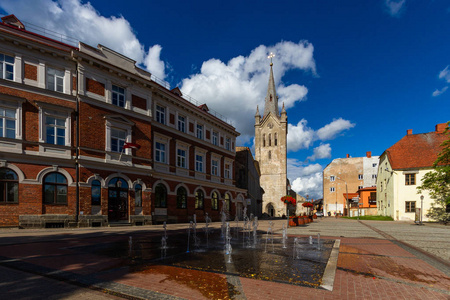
top-left (73, 52), bottom-right (80, 226)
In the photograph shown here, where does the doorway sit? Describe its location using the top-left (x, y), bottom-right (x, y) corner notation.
top-left (108, 177), bottom-right (129, 222)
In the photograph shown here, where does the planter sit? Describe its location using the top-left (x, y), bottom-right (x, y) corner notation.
top-left (313, 214), bottom-right (317, 219)
top-left (289, 220), bottom-right (297, 226)
top-left (297, 217), bottom-right (305, 225)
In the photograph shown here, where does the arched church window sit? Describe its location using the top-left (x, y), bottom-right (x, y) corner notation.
top-left (268, 134), bottom-right (271, 146)
top-left (275, 133), bottom-right (277, 146)
top-left (263, 134), bottom-right (265, 147)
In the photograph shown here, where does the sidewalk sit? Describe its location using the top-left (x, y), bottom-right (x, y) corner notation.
top-left (0, 218), bottom-right (448, 299)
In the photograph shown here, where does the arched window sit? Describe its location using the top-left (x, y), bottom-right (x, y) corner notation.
top-left (268, 151), bottom-right (271, 160)
top-left (274, 133), bottom-right (277, 146)
top-left (262, 134), bottom-right (265, 147)
top-left (154, 183), bottom-right (167, 208)
top-left (0, 168), bottom-right (18, 203)
top-left (268, 134), bottom-right (271, 146)
top-left (195, 189), bottom-right (204, 210)
top-left (211, 191), bottom-right (219, 211)
top-left (224, 193), bottom-right (231, 212)
top-left (177, 186), bottom-right (187, 209)
top-left (91, 180), bottom-right (101, 205)
top-left (135, 184), bottom-right (142, 207)
top-left (43, 172), bottom-right (67, 204)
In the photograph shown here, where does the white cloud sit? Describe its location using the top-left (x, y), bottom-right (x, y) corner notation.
top-left (439, 66), bottom-right (450, 82)
top-left (432, 86), bottom-right (448, 97)
top-left (287, 119), bottom-right (315, 151)
top-left (180, 41), bottom-right (315, 142)
top-left (385, 0), bottom-right (406, 17)
top-left (0, 0), bottom-right (166, 78)
top-left (288, 159), bottom-right (323, 199)
top-left (307, 143), bottom-right (332, 161)
top-left (316, 118), bottom-right (355, 141)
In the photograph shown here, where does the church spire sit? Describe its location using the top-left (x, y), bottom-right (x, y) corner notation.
top-left (263, 53), bottom-right (279, 118)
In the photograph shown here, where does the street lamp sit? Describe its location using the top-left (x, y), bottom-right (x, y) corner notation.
top-left (336, 177), bottom-right (348, 217)
top-left (420, 195), bottom-right (424, 225)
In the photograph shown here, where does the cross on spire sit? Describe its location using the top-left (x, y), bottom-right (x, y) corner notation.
top-left (267, 52), bottom-right (275, 66)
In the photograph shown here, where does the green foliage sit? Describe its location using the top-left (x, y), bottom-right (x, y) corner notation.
top-left (417, 121), bottom-right (450, 224)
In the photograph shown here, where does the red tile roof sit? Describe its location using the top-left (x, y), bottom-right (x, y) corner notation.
top-left (386, 129), bottom-right (448, 170)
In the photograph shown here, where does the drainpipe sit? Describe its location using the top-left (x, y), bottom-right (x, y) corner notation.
top-left (73, 53), bottom-right (80, 226)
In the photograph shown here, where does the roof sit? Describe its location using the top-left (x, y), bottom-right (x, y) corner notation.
top-left (385, 129), bottom-right (448, 170)
top-left (358, 187), bottom-right (376, 192)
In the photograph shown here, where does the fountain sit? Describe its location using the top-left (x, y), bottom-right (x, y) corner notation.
top-left (204, 213), bottom-right (211, 248)
top-left (186, 221), bottom-right (193, 253)
top-left (225, 222), bottom-right (232, 263)
top-left (161, 222), bottom-right (168, 258)
top-left (264, 221), bottom-right (274, 253)
top-left (309, 235), bottom-right (313, 245)
top-left (252, 216), bottom-right (258, 248)
top-left (128, 236), bottom-right (133, 257)
top-left (282, 223), bottom-right (287, 249)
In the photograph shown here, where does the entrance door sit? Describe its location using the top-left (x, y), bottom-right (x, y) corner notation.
top-left (108, 178), bottom-right (128, 221)
top-left (266, 203), bottom-right (275, 217)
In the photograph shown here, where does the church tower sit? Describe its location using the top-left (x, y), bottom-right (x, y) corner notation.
top-left (254, 56), bottom-right (288, 217)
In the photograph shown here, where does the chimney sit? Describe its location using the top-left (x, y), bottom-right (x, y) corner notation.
top-left (406, 129), bottom-right (413, 135)
top-left (366, 151), bottom-right (372, 158)
top-left (346, 154), bottom-right (349, 158)
top-left (435, 123), bottom-right (448, 133)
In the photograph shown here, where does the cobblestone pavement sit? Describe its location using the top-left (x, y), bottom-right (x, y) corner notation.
top-left (0, 217), bottom-right (448, 299)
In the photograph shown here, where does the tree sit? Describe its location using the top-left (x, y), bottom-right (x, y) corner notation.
top-left (417, 121), bottom-right (450, 223)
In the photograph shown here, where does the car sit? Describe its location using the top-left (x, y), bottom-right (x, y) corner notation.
top-left (315, 211), bottom-right (324, 217)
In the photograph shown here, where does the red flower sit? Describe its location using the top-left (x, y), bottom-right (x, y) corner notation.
top-left (302, 202), bottom-right (313, 207)
top-left (281, 195), bottom-right (296, 205)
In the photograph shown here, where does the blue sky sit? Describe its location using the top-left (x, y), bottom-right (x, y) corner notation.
top-left (1, 0), bottom-right (449, 199)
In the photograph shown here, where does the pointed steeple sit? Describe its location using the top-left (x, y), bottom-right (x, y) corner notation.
top-left (263, 59), bottom-right (279, 118)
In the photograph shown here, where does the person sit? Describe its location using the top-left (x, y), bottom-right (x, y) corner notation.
top-left (328, 211), bottom-right (331, 217)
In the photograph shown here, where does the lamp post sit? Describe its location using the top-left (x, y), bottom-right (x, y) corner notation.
top-left (420, 195), bottom-right (424, 225)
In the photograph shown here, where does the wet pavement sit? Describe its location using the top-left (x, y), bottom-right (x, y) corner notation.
top-left (0, 217), bottom-right (448, 299)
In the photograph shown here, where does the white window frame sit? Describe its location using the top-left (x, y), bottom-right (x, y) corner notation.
top-left (372, 163), bottom-right (377, 168)
top-left (211, 159), bottom-right (219, 176)
top-left (330, 187), bottom-right (335, 192)
top-left (155, 141), bottom-right (166, 163)
top-left (177, 148), bottom-right (187, 168)
top-left (37, 102), bottom-right (72, 147)
top-left (330, 175), bottom-right (335, 182)
top-left (212, 131), bottom-right (218, 146)
top-left (358, 174), bottom-right (363, 180)
top-left (46, 67), bottom-right (64, 92)
top-left (45, 115), bottom-right (67, 146)
top-left (196, 124), bottom-right (203, 140)
top-left (112, 84), bottom-right (126, 108)
top-left (0, 106), bottom-right (17, 139)
top-left (110, 127), bottom-right (127, 153)
top-left (0, 53), bottom-right (14, 81)
top-left (225, 137), bottom-right (231, 151)
top-left (195, 154), bottom-right (204, 172)
top-left (178, 115), bottom-right (186, 133)
top-left (358, 186), bottom-right (363, 190)
top-left (372, 174), bottom-right (377, 179)
top-left (105, 115), bottom-right (133, 156)
top-left (224, 162), bottom-right (232, 179)
top-left (156, 104), bottom-right (166, 124)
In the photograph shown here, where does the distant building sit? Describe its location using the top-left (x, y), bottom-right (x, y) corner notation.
top-left (254, 62), bottom-right (288, 217)
top-left (235, 147), bottom-right (263, 218)
top-left (376, 123), bottom-right (448, 221)
top-left (323, 152), bottom-right (379, 216)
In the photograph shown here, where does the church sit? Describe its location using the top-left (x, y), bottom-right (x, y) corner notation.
top-left (254, 57), bottom-right (288, 217)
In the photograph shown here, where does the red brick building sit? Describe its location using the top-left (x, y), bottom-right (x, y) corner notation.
top-left (0, 15), bottom-right (245, 228)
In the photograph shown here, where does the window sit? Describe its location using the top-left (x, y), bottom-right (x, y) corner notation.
top-left (0, 168), bottom-right (18, 203)
top-left (226, 138), bottom-right (231, 150)
top-left (111, 128), bottom-right (126, 152)
top-left (154, 183), bottom-right (167, 208)
top-left (0, 107), bottom-right (16, 138)
top-left (112, 85), bottom-right (125, 107)
top-left (330, 187), bottom-right (335, 192)
top-left (197, 124), bottom-right (203, 139)
top-left (177, 149), bottom-right (186, 168)
top-left (91, 180), bottom-right (101, 205)
top-left (358, 174), bottom-right (363, 180)
top-left (405, 174), bottom-right (416, 185)
top-left (212, 159), bottom-right (219, 176)
top-left (43, 172), bottom-right (67, 204)
top-left (330, 176), bottom-right (335, 182)
top-left (268, 151), bottom-right (271, 160)
top-left (45, 116), bottom-right (66, 145)
top-left (195, 189), bottom-right (204, 209)
top-left (156, 105), bottom-right (165, 124)
top-left (373, 163), bottom-right (377, 168)
top-left (135, 184), bottom-right (142, 207)
top-left (224, 193), bottom-right (231, 211)
top-left (178, 115), bottom-right (186, 132)
top-left (212, 131), bottom-right (218, 146)
top-left (155, 142), bottom-right (166, 163)
top-left (372, 174), bottom-right (377, 179)
top-left (195, 154), bottom-right (204, 172)
top-left (380, 181), bottom-right (383, 191)
top-left (274, 133), bottom-right (277, 146)
top-left (268, 134), bottom-right (271, 146)
top-left (225, 163), bottom-right (231, 179)
top-left (211, 191), bottom-right (219, 210)
top-left (358, 186), bottom-right (363, 190)
top-left (47, 67), bottom-right (64, 92)
top-left (405, 201), bottom-right (416, 213)
top-left (176, 187), bottom-right (187, 209)
top-left (0, 54), bottom-right (14, 80)
top-left (263, 134), bottom-right (266, 147)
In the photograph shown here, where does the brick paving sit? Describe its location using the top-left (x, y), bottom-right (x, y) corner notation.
top-left (0, 217), bottom-right (448, 299)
